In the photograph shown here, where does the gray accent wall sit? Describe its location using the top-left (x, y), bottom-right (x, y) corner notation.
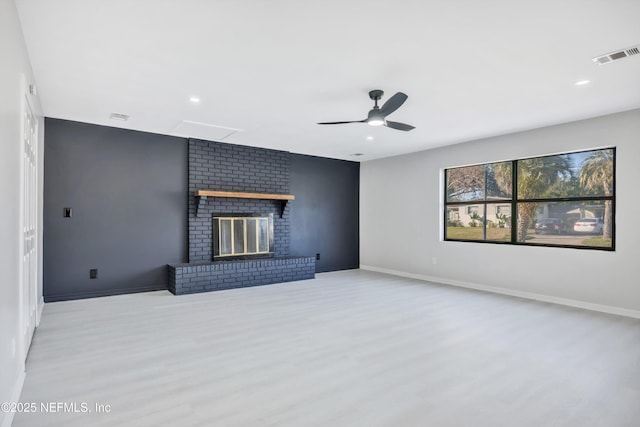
top-left (290, 154), bottom-right (359, 272)
top-left (43, 120), bottom-right (360, 301)
top-left (44, 119), bottom-right (188, 301)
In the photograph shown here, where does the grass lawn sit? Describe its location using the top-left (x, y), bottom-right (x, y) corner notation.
top-left (447, 227), bottom-right (612, 248)
top-left (580, 236), bottom-right (613, 247)
top-left (446, 227), bottom-right (510, 241)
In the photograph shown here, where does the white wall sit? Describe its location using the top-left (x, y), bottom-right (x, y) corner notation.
top-left (0, 1), bottom-right (43, 426)
top-left (361, 109), bottom-right (640, 316)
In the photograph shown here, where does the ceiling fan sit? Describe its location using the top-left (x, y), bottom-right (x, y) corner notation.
top-left (317, 89), bottom-right (415, 131)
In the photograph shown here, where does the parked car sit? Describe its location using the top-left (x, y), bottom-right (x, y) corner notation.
top-left (573, 218), bottom-right (604, 234)
top-left (534, 218), bottom-right (563, 234)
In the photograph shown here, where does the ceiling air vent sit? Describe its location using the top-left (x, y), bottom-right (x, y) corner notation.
top-left (592, 45), bottom-right (640, 65)
top-left (109, 112), bottom-right (129, 121)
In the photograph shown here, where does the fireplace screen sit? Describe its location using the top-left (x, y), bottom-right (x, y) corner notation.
top-left (213, 213), bottom-right (274, 260)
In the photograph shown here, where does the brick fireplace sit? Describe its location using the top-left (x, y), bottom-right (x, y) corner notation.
top-left (167, 139), bottom-right (315, 295)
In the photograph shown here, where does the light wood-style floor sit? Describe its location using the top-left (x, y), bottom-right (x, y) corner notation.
top-left (15, 270), bottom-right (640, 427)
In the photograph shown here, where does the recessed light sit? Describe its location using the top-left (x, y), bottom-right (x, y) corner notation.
top-left (189, 96), bottom-right (201, 103)
top-left (109, 113), bottom-right (129, 121)
top-left (351, 153), bottom-right (364, 157)
top-left (366, 136), bottom-right (374, 141)
top-left (574, 80), bottom-right (591, 86)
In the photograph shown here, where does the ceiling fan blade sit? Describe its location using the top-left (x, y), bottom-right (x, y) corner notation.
top-left (379, 92), bottom-right (408, 117)
top-left (317, 120), bottom-right (366, 125)
top-left (385, 120), bottom-right (415, 131)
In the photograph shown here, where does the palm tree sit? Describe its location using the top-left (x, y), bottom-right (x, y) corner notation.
top-left (515, 156), bottom-right (571, 241)
top-left (579, 150), bottom-right (614, 239)
top-left (493, 157), bottom-right (571, 241)
top-left (491, 162), bottom-right (512, 196)
top-left (469, 211), bottom-right (482, 227)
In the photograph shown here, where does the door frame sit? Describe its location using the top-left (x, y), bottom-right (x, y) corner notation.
top-left (19, 74), bottom-right (40, 361)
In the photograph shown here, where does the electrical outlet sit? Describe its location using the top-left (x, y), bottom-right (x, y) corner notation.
top-left (90, 269), bottom-right (98, 279)
top-left (316, 253), bottom-right (320, 260)
top-left (63, 207), bottom-right (72, 218)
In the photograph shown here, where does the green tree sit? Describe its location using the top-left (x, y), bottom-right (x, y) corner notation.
top-left (579, 150), bottom-right (614, 239)
top-left (546, 174), bottom-right (579, 198)
top-left (493, 157), bottom-right (571, 241)
top-left (495, 212), bottom-right (508, 228)
top-left (492, 163), bottom-right (512, 196)
top-left (486, 162), bottom-right (512, 199)
top-left (469, 211), bottom-right (482, 227)
top-left (515, 156), bottom-right (571, 241)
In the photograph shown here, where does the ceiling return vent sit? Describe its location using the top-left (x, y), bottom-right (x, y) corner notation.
top-left (109, 112), bottom-right (130, 121)
top-left (592, 45), bottom-right (640, 65)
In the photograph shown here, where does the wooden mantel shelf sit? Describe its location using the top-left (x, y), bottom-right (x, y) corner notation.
top-left (195, 190), bottom-right (295, 201)
top-left (194, 190), bottom-right (295, 217)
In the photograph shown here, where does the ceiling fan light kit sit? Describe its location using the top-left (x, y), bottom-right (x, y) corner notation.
top-left (367, 116), bottom-right (385, 126)
top-left (318, 89), bottom-right (415, 131)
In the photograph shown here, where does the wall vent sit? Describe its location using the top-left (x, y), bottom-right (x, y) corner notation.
top-left (592, 45), bottom-right (640, 65)
top-left (109, 112), bottom-right (130, 121)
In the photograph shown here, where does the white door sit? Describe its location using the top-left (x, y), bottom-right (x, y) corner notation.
top-left (21, 83), bottom-right (38, 359)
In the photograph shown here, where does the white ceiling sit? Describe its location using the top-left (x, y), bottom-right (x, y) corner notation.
top-left (15, 0), bottom-right (640, 161)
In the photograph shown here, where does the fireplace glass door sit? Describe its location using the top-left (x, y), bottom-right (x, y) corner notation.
top-left (213, 213), bottom-right (273, 259)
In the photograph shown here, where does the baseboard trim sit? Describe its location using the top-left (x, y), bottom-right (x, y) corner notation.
top-left (0, 369), bottom-right (25, 427)
top-left (360, 265), bottom-right (640, 319)
top-left (44, 284), bottom-right (167, 302)
top-left (37, 297), bottom-right (44, 326)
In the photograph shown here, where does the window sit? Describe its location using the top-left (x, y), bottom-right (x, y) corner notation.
top-left (444, 148), bottom-right (615, 250)
top-left (466, 206), bottom-right (480, 215)
top-left (496, 205), bottom-right (510, 215)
